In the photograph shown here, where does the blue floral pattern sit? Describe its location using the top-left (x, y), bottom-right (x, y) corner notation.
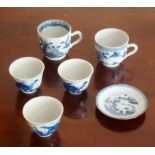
top-left (64, 81), bottom-right (88, 94)
top-left (104, 94), bottom-right (138, 116)
top-left (96, 44), bottom-right (127, 66)
top-left (97, 50), bottom-right (125, 60)
top-left (16, 79), bottom-right (40, 93)
top-left (40, 36), bottom-right (71, 59)
top-left (33, 123), bottom-right (59, 137)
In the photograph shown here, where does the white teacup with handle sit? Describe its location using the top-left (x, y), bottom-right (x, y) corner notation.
top-left (37, 19), bottom-right (82, 61)
top-left (95, 28), bottom-right (138, 68)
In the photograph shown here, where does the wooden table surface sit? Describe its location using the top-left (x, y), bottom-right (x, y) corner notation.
top-left (0, 8), bottom-right (155, 147)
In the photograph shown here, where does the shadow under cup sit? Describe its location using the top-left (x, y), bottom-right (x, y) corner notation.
top-left (22, 96), bottom-right (64, 137)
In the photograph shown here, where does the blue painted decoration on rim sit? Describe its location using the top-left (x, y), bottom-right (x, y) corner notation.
top-left (16, 79), bottom-right (39, 93)
top-left (38, 20), bottom-right (70, 33)
top-left (64, 81), bottom-right (88, 94)
top-left (40, 36), bottom-right (71, 58)
top-left (33, 123), bottom-right (59, 137)
top-left (104, 94), bottom-right (138, 116)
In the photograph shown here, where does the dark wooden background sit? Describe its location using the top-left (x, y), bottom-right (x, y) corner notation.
top-left (0, 8), bottom-right (155, 146)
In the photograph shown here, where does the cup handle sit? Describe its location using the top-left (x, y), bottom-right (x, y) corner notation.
top-left (125, 43), bottom-right (138, 59)
top-left (70, 31), bottom-right (82, 48)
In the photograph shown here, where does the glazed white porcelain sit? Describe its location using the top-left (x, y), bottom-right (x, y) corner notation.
top-left (95, 28), bottom-right (138, 68)
top-left (9, 57), bottom-right (45, 94)
top-left (58, 58), bottom-right (94, 95)
top-left (37, 19), bottom-right (82, 61)
top-left (96, 84), bottom-right (148, 120)
top-left (22, 96), bottom-right (64, 137)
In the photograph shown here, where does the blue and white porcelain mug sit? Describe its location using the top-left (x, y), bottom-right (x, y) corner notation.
top-left (58, 59), bottom-right (94, 95)
top-left (22, 96), bottom-right (63, 137)
top-left (9, 57), bottom-right (45, 94)
top-left (37, 19), bottom-right (82, 61)
top-left (95, 28), bottom-right (138, 68)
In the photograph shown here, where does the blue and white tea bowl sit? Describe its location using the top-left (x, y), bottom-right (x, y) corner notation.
top-left (37, 19), bottom-right (82, 61)
top-left (9, 57), bottom-right (45, 94)
top-left (95, 28), bottom-right (138, 68)
top-left (58, 59), bottom-right (94, 95)
top-left (22, 96), bottom-right (63, 137)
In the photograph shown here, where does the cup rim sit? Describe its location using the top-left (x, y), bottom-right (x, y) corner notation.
top-left (95, 28), bottom-right (129, 48)
top-left (37, 19), bottom-right (71, 39)
top-left (58, 58), bottom-right (94, 82)
top-left (9, 57), bottom-right (45, 81)
top-left (22, 96), bottom-right (64, 125)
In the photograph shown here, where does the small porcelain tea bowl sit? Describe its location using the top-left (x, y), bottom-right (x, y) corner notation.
top-left (58, 58), bottom-right (94, 95)
top-left (9, 57), bottom-right (45, 94)
top-left (22, 96), bottom-right (64, 137)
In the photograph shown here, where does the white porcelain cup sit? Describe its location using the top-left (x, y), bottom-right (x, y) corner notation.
top-left (9, 57), bottom-right (45, 94)
top-left (58, 58), bottom-right (94, 95)
top-left (95, 28), bottom-right (138, 68)
top-left (37, 19), bottom-right (82, 61)
top-left (22, 96), bottom-right (64, 137)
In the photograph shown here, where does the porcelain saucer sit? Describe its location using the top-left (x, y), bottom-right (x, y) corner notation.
top-left (96, 84), bottom-right (148, 120)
